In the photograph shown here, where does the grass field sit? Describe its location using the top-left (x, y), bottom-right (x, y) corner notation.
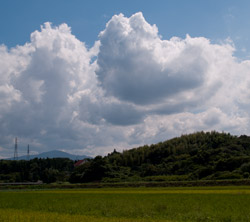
top-left (0, 186), bottom-right (250, 222)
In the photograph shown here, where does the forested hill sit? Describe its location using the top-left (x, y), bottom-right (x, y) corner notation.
top-left (2, 131), bottom-right (250, 184)
top-left (70, 131), bottom-right (250, 183)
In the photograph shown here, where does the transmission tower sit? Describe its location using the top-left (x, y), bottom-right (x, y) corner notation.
top-left (27, 144), bottom-right (30, 161)
top-left (14, 137), bottom-right (18, 160)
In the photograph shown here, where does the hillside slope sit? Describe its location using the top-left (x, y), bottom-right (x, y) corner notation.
top-left (70, 131), bottom-right (250, 183)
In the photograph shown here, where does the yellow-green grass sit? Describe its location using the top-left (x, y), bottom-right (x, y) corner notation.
top-left (0, 208), bottom-right (169, 222)
top-left (1, 186), bottom-right (250, 222)
top-left (25, 186), bottom-right (250, 194)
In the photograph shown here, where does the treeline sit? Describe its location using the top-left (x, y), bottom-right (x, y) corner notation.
top-left (2, 131), bottom-right (250, 184)
top-left (70, 131), bottom-right (250, 183)
top-left (0, 158), bottom-right (74, 183)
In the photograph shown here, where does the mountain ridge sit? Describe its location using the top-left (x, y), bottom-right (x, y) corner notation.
top-left (7, 150), bottom-right (91, 161)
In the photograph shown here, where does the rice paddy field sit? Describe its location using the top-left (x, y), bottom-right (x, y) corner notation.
top-left (0, 186), bottom-right (250, 222)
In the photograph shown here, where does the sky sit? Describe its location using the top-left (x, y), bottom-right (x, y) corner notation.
top-left (1, 0), bottom-right (250, 158)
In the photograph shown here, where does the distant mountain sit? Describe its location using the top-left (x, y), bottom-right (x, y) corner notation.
top-left (7, 150), bottom-right (91, 161)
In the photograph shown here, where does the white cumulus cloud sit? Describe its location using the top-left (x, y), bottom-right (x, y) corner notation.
top-left (1, 12), bottom-right (250, 158)
top-left (96, 12), bottom-right (233, 108)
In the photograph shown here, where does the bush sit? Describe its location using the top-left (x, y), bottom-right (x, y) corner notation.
top-left (240, 162), bottom-right (250, 173)
top-left (214, 171), bottom-right (243, 180)
top-left (144, 175), bottom-right (190, 181)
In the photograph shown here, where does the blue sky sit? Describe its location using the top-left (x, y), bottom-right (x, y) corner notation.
top-left (1, 1), bottom-right (250, 158)
top-left (1, 0), bottom-right (250, 58)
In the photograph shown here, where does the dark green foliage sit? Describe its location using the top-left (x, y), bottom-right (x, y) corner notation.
top-left (0, 158), bottom-right (74, 183)
top-left (70, 131), bottom-right (250, 183)
top-left (2, 131), bottom-right (250, 184)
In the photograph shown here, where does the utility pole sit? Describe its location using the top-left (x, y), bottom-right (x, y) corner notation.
top-left (14, 137), bottom-right (18, 160)
top-left (27, 144), bottom-right (30, 161)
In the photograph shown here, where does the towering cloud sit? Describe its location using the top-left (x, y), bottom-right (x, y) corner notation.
top-left (97, 13), bottom-right (230, 106)
top-left (0, 13), bottom-right (250, 158)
